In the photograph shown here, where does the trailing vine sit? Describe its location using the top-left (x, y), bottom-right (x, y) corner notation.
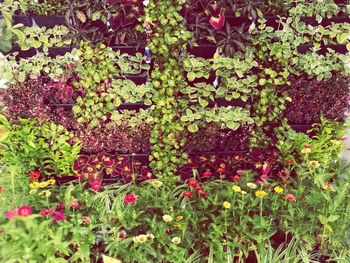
top-left (143, 0), bottom-right (191, 183)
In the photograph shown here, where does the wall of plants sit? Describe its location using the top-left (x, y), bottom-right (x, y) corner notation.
top-left (1, 0), bottom-right (350, 262)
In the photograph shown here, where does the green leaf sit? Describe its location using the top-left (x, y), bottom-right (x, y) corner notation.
top-left (226, 121), bottom-right (239, 130)
top-left (337, 33), bottom-right (349, 44)
top-left (188, 123), bottom-right (198, 133)
top-left (216, 87), bottom-right (226, 96)
top-left (346, 42), bottom-right (350, 52)
top-left (187, 72), bottom-right (196, 82)
top-left (327, 215), bottom-right (339, 222)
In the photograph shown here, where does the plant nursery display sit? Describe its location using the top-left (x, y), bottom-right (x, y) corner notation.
top-left (1, 0), bottom-right (350, 262)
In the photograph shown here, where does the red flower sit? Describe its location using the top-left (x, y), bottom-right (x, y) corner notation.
top-left (124, 193), bottom-right (137, 204)
top-left (203, 171), bottom-right (213, 177)
top-left (40, 208), bottom-right (55, 216)
top-left (304, 144), bottom-right (313, 149)
top-left (286, 159), bottom-right (294, 165)
top-left (199, 191), bottom-right (208, 198)
top-left (91, 183), bottom-right (103, 191)
top-left (285, 194), bottom-right (296, 202)
top-left (183, 191), bottom-right (193, 198)
top-left (28, 171), bottom-right (41, 181)
top-left (18, 206), bottom-right (32, 217)
top-left (82, 216), bottom-right (91, 225)
top-left (53, 212), bottom-right (66, 222)
top-left (209, 12), bottom-right (225, 29)
top-left (0, 185), bottom-right (3, 193)
top-left (188, 179), bottom-right (198, 188)
top-left (194, 185), bottom-right (203, 192)
top-left (257, 180), bottom-right (265, 185)
top-left (232, 175), bottom-right (240, 182)
top-left (5, 210), bottom-right (17, 219)
top-left (69, 200), bottom-right (79, 208)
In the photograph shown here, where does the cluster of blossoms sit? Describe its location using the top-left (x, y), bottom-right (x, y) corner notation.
top-left (5, 205), bottom-right (32, 219)
top-left (223, 181), bottom-right (297, 209)
top-left (182, 179), bottom-right (208, 198)
top-left (29, 177), bottom-right (56, 197)
top-left (133, 233), bottom-right (155, 244)
top-left (40, 203), bottom-right (66, 223)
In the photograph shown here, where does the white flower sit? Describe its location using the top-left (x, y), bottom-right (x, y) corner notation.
top-left (143, 0), bottom-right (149, 6)
top-left (162, 215), bottom-right (173, 223)
top-left (172, 237), bottom-right (181, 245)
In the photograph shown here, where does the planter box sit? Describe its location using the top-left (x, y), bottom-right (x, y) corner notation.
top-left (116, 74), bottom-right (148, 85)
top-left (297, 44), bottom-right (348, 54)
top-left (12, 15), bottom-right (32, 26)
top-left (217, 98), bottom-right (250, 108)
top-left (186, 72), bottom-right (216, 85)
top-left (31, 15), bottom-right (67, 28)
top-left (111, 45), bottom-right (145, 55)
top-left (188, 45), bottom-right (217, 58)
top-left (47, 46), bottom-right (73, 57)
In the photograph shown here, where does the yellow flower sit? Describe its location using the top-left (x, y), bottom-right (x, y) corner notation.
top-left (39, 190), bottom-right (51, 197)
top-left (29, 182), bottom-right (40, 189)
top-left (246, 183), bottom-right (257, 189)
top-left (39, 181), bottom-right (49, 188)
top-left (309, 160), bottom-right (320, 168)
top-left (173, 224), bottom-right (182, 230)
top-left (232, 185), bottom-right (241, 192)
top-left (47, 179), bottom-right (56, 185)
top-left (331, 140), bottom-right (341, 146)
top-left (301, 148), bottom-right (311, 154)
top-left (255, 190), bottom-right (268, 198)
top-left (136, 234), bottom-right (147, 243)
top-left (322, 183), bottom-right (336, 192)
top-left (102, 255), bottom-right (122, 263)
top-left (285, 96), bottom-right (292, 102)
top-left (175, 215), bottom-right (183, 221)
top-left (274, 186), bottom-right (284, 193)
top-left (223, 201), bottom-right (231, 209)
top-left (163, 215), bottom-right (173, 223)
top-left (150, 179), bottom-right (163, 187)
top-left (171, 237), bottom-right (181, 245)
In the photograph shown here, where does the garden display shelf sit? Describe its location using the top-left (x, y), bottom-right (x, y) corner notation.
top-left (1, 1), bottom-right (350, 262)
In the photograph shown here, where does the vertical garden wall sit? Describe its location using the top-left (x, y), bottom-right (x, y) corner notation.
top-left (0, 0), bottom-right (350, 262)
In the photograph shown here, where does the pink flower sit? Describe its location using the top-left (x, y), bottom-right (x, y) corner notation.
top-left (53, 212), bottom-right (66, 222)
top-left (5, 210), bottom-right (17, 219)
top-left (40, 208), bottom-right (55, 216)
top-left (70, 200), bottom-right (79, 208)
top-left (56, 202), bottom-right (65, 213)
top-left (82, 216), bottom-right (91, 225)
top-left (232, 175), bottom-right (240, 182)
top-left (119, 230), bottom-right (127, 239)
top-left (91, 183), bottom-right (103, 191)
top-left (203, 171), bottom-right (212, 178)
top-left (124, 194), bottom-right (137, 204)
top-left (209, 12), bottom-right (225, 29)
top-left (75, 173), bottom-right (84, 179)
top-left (17, 206), bottom-right (32, 217)
top-left (285, 194), bottom-right (296, 202)
top-left (236, 170), bottom-right (244, 176)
